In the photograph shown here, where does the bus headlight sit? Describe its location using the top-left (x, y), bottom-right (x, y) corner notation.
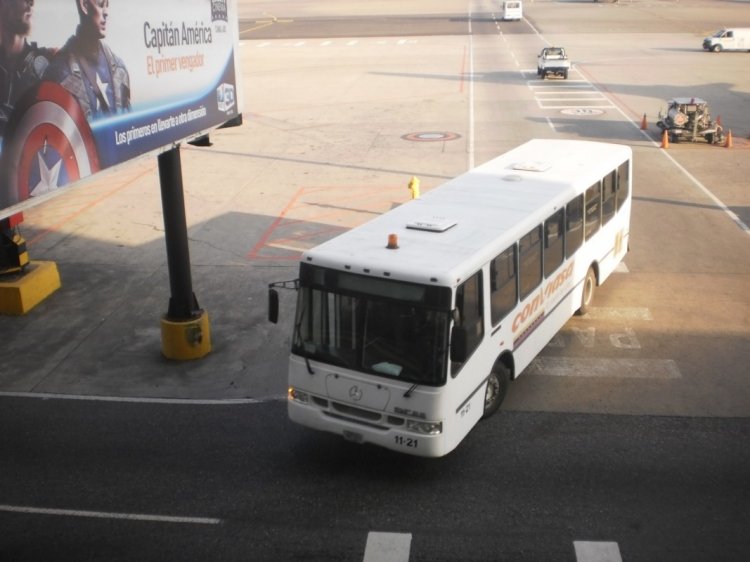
top-left (288, 387), bottom-right (309, 404)
top-left (406, 420), bottom-right (443, 435)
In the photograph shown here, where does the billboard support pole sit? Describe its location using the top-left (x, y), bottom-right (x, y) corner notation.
top-left (158, 145), bottom-right (211, 360)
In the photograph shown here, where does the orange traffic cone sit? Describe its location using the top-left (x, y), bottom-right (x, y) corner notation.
top-left (725, 129), bottom-right (733, 148)
top-left (640, 114), bottom-right (648, 130)
top-left (660, 129), bottom-right (669, 149)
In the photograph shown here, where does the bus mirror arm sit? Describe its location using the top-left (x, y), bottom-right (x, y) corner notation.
top-left (267, 279), bottom-right (299, 324)
top-left (450, 326), bottom-right (468, 363)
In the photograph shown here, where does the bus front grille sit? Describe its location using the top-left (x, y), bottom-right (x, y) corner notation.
top-left (330, 401), bottom-right (382, 421)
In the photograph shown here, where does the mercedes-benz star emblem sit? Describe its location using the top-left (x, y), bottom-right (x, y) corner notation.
top-left (349, 385), bottom-right (363, 401)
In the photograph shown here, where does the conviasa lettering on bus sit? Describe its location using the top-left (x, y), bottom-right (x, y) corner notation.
top-left (512, 261), bottom-right (574, 333)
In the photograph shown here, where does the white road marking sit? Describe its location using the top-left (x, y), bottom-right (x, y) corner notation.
top-left (363, 532), bottom-right (412, 562)
top-left (540, 98), bottom-right (611, 104)
top-left (534, 85), bottom-right (602, 90)
top-left (526, 357), bottom-right (682, 379)
top-left (523, 0), bottom-right (720, 231)
top-left (0, 505), bottom-right (220, 525)
top-left (569, 65), bottom-right (750, 236)
top-left (609, 328), bottom-right (641, 350)
top-left (528, 84), bottom-right (597, 90)
top-left (584, 307), bottom-right (653, 321)
top-left (467, 10), bottom-right (476, 169)
top-left (527, 73), bottom-right (613, 110)
top-left (654, 144), bottom-right (750, 236)
top-left (549, 327), bottom-right (596, 348)
top-left (544, 92), bottom-right (605, 98)
top-left (574, 541), bottom-right (623, 562)
top-left (252, 39), bottom-right (420, 48)
top-left (0, 391), bottom-right (286, 404)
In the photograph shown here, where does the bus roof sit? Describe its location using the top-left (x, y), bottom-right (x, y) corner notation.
top-left (301, 139), bottom-right (632, 287)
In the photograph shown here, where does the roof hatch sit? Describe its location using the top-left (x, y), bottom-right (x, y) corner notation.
top-left (512, 160), bottom-right (552, 172)
top-left (406, 216), bottom-right (457, 232)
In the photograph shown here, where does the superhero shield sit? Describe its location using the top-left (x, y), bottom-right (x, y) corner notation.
top-left (0, 81), bottom-right (100, 208)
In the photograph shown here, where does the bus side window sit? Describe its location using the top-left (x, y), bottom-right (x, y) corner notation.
top-left (519, 225), bottom-right (542, 300)
top-left (544, 208), bottom-right (565, 277)
top-left (584, 182), bottom-right (601, 241)
top-left (490, 245), bottom-right (517, 325)
top-left (566, 194), bottom-right (584, 258)
top-left (452, 270), bottom-right (484, 375)
top-left (616, 160), bottom-right (630, 211)
top-left (601, 170), bottom-right (616, 225)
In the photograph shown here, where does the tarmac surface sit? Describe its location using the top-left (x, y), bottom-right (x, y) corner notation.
top-left (0, 141), bottom-right (294, 401)
top-left (2, 0), bottom-right (749, 406)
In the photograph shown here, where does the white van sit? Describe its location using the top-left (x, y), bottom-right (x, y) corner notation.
top-left (702, 28), bottom-right (750, 52)
top-left (502, 1), bottom-right (523, 21)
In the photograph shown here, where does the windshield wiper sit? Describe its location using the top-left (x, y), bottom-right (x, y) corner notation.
top-left (294, 321), bottom-right (315, 375)
top-left (404, 383), bottom-right (418, 398)
top-left (303, 354), bottom-right (315, 375)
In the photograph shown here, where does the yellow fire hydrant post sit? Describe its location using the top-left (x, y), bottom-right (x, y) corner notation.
top-left (408, 176), bottom-right (420, 199)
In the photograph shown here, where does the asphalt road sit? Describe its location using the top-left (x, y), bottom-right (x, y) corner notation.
top-left (2, 397), bottom-right (748, 561)
top-left (2, 1), bottom-right (750, 560)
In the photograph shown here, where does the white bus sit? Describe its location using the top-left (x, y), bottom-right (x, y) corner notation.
top-left (502, 1), bottom-right (523, 21)
top-left (269, 139), bottom-right (632, 457)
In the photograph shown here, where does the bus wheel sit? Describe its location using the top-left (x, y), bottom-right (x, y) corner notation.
top-left (577, 267), bottom-right (596, 316)
top-left (482, 364), bottom-right (510, 419)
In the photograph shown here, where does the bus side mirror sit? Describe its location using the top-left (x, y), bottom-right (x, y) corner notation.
top-left (268, 288), bottom-right (279, 324)
top-left (450, 326), bottom-right (468, 363)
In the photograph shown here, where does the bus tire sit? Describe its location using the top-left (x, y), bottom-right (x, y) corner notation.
top-left (577, 267), bottom-right (597, 316)
top-left (482, 364), bottom-right (510, 419)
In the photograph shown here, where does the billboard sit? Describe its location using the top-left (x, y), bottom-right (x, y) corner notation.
top-left (0, 0), bottom-right (243, 220)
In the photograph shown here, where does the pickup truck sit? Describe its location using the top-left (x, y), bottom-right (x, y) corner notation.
top-left (537, 47), bottom-right (570, 79)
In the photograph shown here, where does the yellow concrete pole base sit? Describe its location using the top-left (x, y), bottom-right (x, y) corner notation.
top-left (160, 310), bottom-right (212, 360)
top-left (0, 261), bottom-right (61, 315)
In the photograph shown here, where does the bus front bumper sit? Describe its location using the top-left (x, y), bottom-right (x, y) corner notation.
top-left (287, 398), bottom-right (449, 458)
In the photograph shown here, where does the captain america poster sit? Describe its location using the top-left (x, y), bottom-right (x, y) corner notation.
top-left (0, 0), bottom-right (242, 217)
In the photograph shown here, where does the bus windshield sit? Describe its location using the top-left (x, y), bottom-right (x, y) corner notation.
top-left (292, 266), bottom-right (451, 385)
